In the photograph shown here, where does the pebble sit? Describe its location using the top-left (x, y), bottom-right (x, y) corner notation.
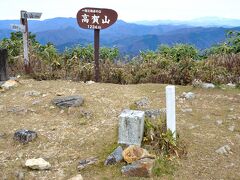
top-left (216, 120), bottom-right (223, 125)
top-left (181, 92), bottom-right (195, 100)
top-left (215, 145), bottom-right (231, 155)
top-left (24, 90), bottom-right (41, 97)
top-left (228, 126), bottom-right (235, 132)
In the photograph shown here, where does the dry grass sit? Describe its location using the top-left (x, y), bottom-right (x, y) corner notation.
top-left (0, 79), bottom-right (240, 179)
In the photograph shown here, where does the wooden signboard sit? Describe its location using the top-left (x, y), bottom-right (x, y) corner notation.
top-left (77, 7), bottom-right (118, 82)
top-left (20, 10), bottom-right (42, 74)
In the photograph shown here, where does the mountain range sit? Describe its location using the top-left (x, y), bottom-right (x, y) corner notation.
top-left (0, 17), bottom-right (240, 55)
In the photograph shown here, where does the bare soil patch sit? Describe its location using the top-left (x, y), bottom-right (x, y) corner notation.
top-left (0, 79), bottom-right (239, 179)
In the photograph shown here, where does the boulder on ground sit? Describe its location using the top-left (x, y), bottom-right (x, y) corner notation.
top-left (104, 146), bottom-right (123, 165)
top-left (121, 158), bottom-right (155, 177)
top-left (122, 145), bottom-right (155, 164)
top-left (52, 95), bottom-right (84, 108)
top-left (13, 129), bottom-right (37, 144)
top-left (25, 158), bottom-right (51, 170)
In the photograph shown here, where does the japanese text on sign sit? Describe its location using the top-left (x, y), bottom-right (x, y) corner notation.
top-left (77, 7), bottom-right (118, 30)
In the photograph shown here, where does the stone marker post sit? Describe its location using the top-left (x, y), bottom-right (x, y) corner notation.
top-left (166, 85), bottom-right (176, 138)
top-left (0, 49), bottom-right (9, 81)
top-left (118, 109), bottom-right (145, 146)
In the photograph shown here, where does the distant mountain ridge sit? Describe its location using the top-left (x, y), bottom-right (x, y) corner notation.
top-left (0, 17), bottom-right (240, 54)
top-left (135, 17), bottom-right (240, 27)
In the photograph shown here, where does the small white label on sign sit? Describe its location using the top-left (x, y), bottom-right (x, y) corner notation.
top-left (10, 24), bottom-right (25, 32)
top-left (21, 12), bottom-right (42, 19)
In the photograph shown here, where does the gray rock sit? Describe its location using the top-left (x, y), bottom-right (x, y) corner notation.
top-left (52, 95), bottom-right (84, 108)
top-left (8, 106), bottom-right (27, 114)
top-left (227, 83), bottom-right (236, 88)
top-left (77, 156), bottom-right (98, 170)
top-left (24, 90), bottom-right (41, 97)
top-left (181, 92), bottom-right (195, 100)
top-left (215, 145), bottom-right (231, 155)
top-left (104, 146), bottom-right (123, 165)
top-left (228, 126), bottom-right (235, 132)
top-left (135, 97), bottom-right (150, 108)
top-left (181, 108), bottom-right (193, 113)
top-left (1, 80), bottom-right (18, 90)
top-left (121, 158), bottom-right (155, 177)
top-left (216, 120), bottom-right (223, 125)
top-left (118, 109), bottom-right (145, 146)
top-left (25, 158), bottom-right (51, 170)
top-left (13, 129), bottom-right (37, 144)
top-left (145, 109), bottom-right (166, 120)
top-left (201, 83), bottom-right (215, 89)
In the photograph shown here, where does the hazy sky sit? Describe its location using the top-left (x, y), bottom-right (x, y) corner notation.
top-left (0, 0), bottom-right (239, 21)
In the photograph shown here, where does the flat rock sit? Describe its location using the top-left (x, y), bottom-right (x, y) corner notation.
top-left (215, 145), bottom-right (231, 155)
top-left (8, 106), bottom-right (28, 114)
top-left (25, 158), bottom-right (51, 170)
top-left (13, 129), bottom-right (37, 144)
top-left (181, 108), bottom-right (193, 113)
top-left (201, 83), bottom-right (215, 89)
top-left (122, 145), bottom-right (155, 164)
top-left (86, 80), bottom-right (95, 85)
top-left (227, 83), bottom-right (236, 88)
top-left (181, 92), bottom-right (195, 100)
top-left (77, 157), bottom-right (98, 170)
top-left (52, 95), bottom-right (84, 108)
top-left (68, 174), bottom-right (83, 180)
top-left (104, 146), bottom-right (123, 165)
top-left (24, 90), bottom-right (41, 97)
top-left (121, 158), bottom-right (155, 177)
top-left (1, 80), bottom-right (18, 90)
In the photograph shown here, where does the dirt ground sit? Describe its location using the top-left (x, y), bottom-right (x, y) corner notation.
top-left (0, 79), bottom-right (239, 180)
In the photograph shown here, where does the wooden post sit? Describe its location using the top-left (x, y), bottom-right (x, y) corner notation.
top-left (0, 49), bottom-right (9, 81)
top-left (166, 85), bottom-right (176, 138)
top-left (94, 29), bottom-right (100, 82)
top-left (20, 10), bottom-right (32, 74)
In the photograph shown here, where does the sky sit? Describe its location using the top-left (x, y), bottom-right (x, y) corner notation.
top-left (0, 0), bottom-right (239, 22)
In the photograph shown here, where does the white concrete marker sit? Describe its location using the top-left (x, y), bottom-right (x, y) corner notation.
top-left (166, 85), bottom-right (176, 138)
